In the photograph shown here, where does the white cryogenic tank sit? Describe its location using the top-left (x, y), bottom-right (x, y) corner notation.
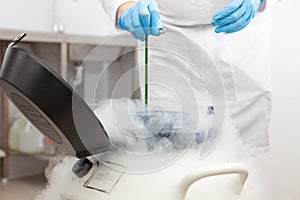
top-left (60, 115), bottom-right (249, 200)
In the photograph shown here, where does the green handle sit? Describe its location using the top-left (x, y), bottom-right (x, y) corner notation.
top-left (145, 35), bottom-right (149, 107)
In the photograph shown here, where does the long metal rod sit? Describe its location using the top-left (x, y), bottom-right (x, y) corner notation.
top-left (144, 28), bottom-right (165, 109)
top-left (145, 35), bottom-right (148, 107)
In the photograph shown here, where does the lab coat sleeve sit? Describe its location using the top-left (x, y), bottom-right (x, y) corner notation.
top-left (258, 0), bottom-right (282, 12)
top-left (259, 0), bottom-right (282, 11)
top-left (258, 0), bottom-right (267, 12)
top-left (99, 0), bottom-right (136, 25)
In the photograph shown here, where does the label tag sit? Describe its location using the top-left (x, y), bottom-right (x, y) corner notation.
top-left (84, 161), bottom-right (126, 194)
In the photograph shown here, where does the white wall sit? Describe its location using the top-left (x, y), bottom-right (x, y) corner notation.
top-left (258, 0), bottom-right (300, 199)
top-left (52, 0), bottom-right (116, 35)
top-left (0, 0), bottom-right (116, 35)
top-left (0, 0), bottom-right (53, 32)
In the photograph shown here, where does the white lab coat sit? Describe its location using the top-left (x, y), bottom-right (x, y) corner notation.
top-left (99, 0), bottom-right (275, 152)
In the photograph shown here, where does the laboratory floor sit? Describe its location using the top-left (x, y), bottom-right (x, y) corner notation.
top-left (0, 174), bottom-right (46, 200)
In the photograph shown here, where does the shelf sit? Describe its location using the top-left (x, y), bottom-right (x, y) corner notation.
top-left (0, 28), bottom-right (137, 47)
top-left (7, 150), bottom-right (54, 161)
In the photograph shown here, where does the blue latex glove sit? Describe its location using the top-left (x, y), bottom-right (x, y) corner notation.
top-left (211, 0), bottom-right (264, 33)
top-left (117, 0), bottom-right (161, 41)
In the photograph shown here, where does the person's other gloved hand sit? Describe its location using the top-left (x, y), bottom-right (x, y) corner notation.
top-left (211, 0), bottom-right (264, 33)
top-left (117, 0), bottom-right (161, 41)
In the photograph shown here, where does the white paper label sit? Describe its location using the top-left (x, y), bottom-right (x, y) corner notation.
top-left (84, 162), bottom-right (126, 194)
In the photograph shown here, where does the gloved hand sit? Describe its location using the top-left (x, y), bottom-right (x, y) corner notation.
top-left (211, 0), bottom-right (264, 33)
top-left (117, 0), bottom-right (161, 41)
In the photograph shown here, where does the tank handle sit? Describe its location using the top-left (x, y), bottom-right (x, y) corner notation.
top-left (178, 163), bottom-right (249, 200)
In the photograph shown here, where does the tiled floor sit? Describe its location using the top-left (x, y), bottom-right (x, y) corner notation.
top-left (0, 174), bottom-right (46, 200)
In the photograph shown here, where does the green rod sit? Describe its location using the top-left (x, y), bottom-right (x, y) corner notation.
top-left (145, 35), bottom-right (149, 107)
